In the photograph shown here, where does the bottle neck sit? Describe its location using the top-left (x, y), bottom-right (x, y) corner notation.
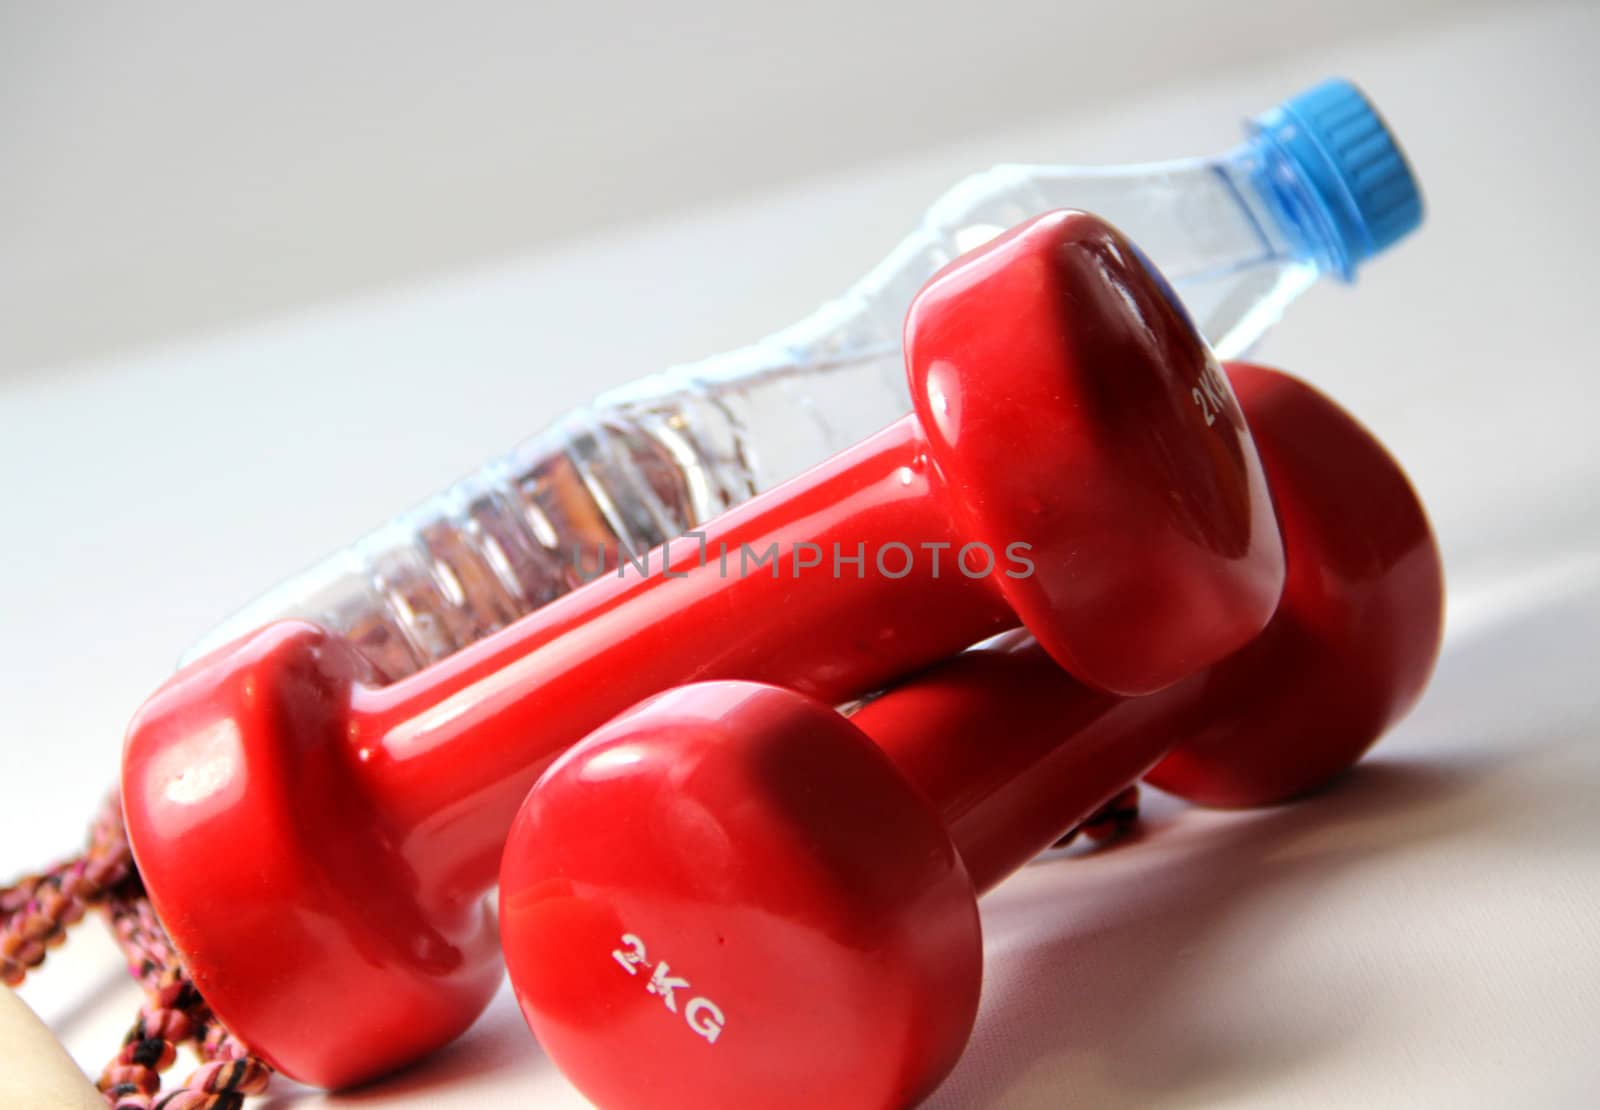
top-left (1226, 131), bottom-right (1355, 281)
top-left (1008, 136), bottom-right (1343, 284)
top-left (994, 140), bottom-right (1343, 359)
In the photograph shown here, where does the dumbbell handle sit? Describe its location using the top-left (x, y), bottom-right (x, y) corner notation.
top-left (853, 629), bottom-right (1179, 892)
top-left (353, 413), bottom-right (1013, 897)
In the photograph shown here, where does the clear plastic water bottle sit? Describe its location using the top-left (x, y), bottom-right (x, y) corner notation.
top-left (186, 78), bottom-right (1423, 682)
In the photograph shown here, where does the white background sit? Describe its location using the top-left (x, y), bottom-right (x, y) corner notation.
top-left (4, 1), bottom-right (1599, 1106)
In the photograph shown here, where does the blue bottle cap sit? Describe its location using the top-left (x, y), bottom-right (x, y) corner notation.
top-left (1251, 78), bottom-right (1423, 279)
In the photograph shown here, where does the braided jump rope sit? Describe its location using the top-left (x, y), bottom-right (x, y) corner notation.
top-left (3, 784), bottom-right (1140, 1107)
top-left (2, 794), bottom-right (271, 1109)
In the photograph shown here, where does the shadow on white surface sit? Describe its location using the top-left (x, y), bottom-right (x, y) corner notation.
top-left (924, 561), bottom-right (1600, 1108)
top-left (258, 985), bottom-right (554, 1108)
top-left (935, 760), bottom-right (1482, 1109)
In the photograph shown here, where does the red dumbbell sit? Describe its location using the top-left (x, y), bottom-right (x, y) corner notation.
top-left (119, 211), bottom-right (1284, 1088)
top-left (498, 363), bottom-right (1444, 1110)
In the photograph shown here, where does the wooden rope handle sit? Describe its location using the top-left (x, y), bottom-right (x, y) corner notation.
top-left (0, 985), bottom-right (105, 1109)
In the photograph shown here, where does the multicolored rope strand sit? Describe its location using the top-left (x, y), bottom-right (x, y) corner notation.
top-left (98, 879), bottom-right (274, 1110)
top-left (1, 796), bottom-right (131, 988)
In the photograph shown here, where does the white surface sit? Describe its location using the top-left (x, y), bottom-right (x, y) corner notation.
top-left (4, 2), bottom-right (1600, 1106)
top-left (2, 0), bottom-right (1498, 374)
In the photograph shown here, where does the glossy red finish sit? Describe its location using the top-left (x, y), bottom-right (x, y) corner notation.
top-left (120, 626), bottom-right (504, 1089)
top-left (121, 212), bottom-right (1283, 1087)
top-left (906, 215), bottom-right (1282, 695)
top-left (497, 364), bottom-right (1444, 1109)
top-left (1142, 364), bottom-right (1445, 805)
top-left (499, 685), bottom-right (982, 1110)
